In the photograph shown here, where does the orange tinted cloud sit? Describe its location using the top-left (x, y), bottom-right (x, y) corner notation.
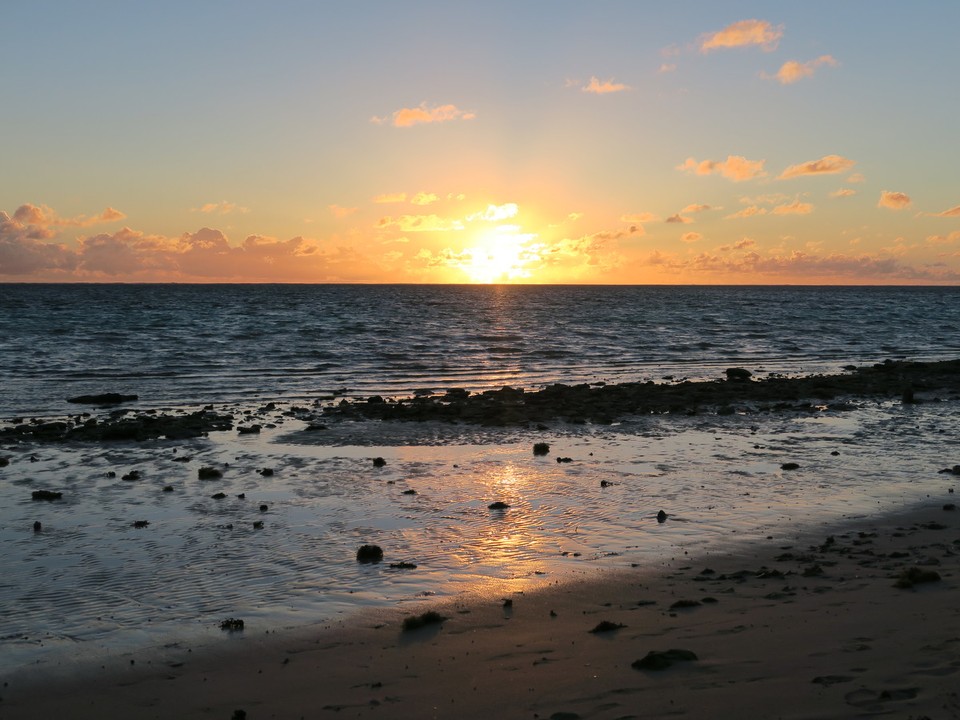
top-left (666, 213), bottom-right (693, 224)
top-left (582, 76), bottom-right (629, 94)
top-left (377, 214), bottom-right (465, 232)
top-left (769, 55), bottom-right (838, 84)
top-left (12, 202), bottom-right (126, 228)
top-left (411, 192), bottom-right (438, 206)
top-left (878, 191), bottom-right (912, 210)
top-left (830, 188), bottom-right (857, 198)
top-left (329, 205), bottom-right (358, 218)
top-left (725, 206), bottom-right (767, 219)
top-left (779, 154), bottom-right (855, 179)
top-left (193, 201), bottom-right (249, 215)
top-left (372, 102), bottom-right (476, 127)
top-left (772, 200), bottom-right (814, 215)
top-left (701, 19), bottom-right (783, 52)
top-left (933, 205), bottom-right (960, 217)
top-left (677, 155), bottom-right (766, 181)
top-left (374, 192), bottom-right (407, 204)
top-left (681, 232), bottom-right (702, 243)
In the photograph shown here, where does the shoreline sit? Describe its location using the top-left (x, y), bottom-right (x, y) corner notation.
top-left (3, 496), bottom-right (958, 719)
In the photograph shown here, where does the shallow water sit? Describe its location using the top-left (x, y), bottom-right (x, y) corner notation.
top-left (2, 396), bottom-right (957, 675)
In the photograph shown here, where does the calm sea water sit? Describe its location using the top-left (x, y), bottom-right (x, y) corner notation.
top-left (1, 284), bottom-right (959, 416)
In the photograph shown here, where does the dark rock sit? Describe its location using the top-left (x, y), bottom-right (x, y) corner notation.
top-left (33, 521), bottom-right (42, 532)
top-left (132, 520), bottom-right (149, 528)
top-left (632, 649), bottom-right (698, 671)
top-left (232, 710), bottom-right (247, 720)
top-left (781, 462), bottom-right (801, 471)
top-left (162, 485), bottom-right (174, 492)
top-left (259, 504), bottom-right (268, 512)
top-left (198, 466), bottom-right (223, 480)
top-left (121, 470), bottom-right (142, 481)
top-left (669, 599), bottom-right (701, 610)
top-left (556, 456), bottom-right (573, 463)
top-left (938, 465), bottom-right (960, 475)
top-left (894, 567), bottom-right (941, 588)
top-left (401, 610), bottom-right (447, 631)
top-left (67, 393), bottom-right (138, 405)
top-left (237, 493), bottom-right (246, 499)
top-left (600, 480), bottom-right (613, 487)
top-left (259, 468), bottom-right (274, 476)
top-left (944, 503), bottom-right (957, 511)
top-left (401, 489), bottom-right (417, 495)
top-left (488, 501), bottom-right (510, 510)
top-left (356, 544), bottom-right (384, 563)
top-left (802, 564), bottom-right (824, 577)
top-left (589, 620), bottom-right (626, 633)
top-left (389, 561), bottom-right (417, 569)
top-left (237, 424), bottom-right (261, 434)
top-left (211, 492), bottom-right (227, 499)
top-left (533, 442), bottom-right (550, 456)
top-left (252, 520), bottom-right (264, 529)
top-left (656, 510), bottom-right (668, 523)
top-left (372, 457), bottom-right (386, 467)
top-left (725, 368), bottom-right (752, 381)
top-left (220, 618), bottom-right (245, 632)
top-left (0, 457), bottom-right (9, 467)
top-left (31, 490), bottom-right (62, 501)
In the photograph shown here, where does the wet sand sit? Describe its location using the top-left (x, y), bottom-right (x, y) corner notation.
top-left (3, 498), bottom-right (957, 720)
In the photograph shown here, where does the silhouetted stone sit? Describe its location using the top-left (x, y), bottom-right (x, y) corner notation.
top-left (670, 599), bottom-right (702, 610)
top-left (944, 503), bottom-right (957, 511)
top-left (402, 489), bottom-right (417, 495)
top-left (657, 510), bottom-right (668, 523)
top-left (237, 424), bottom-right (261, 434)
top-left (556, 456), bottom-right (573, 463)
top-left (259, 504), bottom-right (268, 512)
top-left (894, 566), bottom-right (941, 588)
top-left (533, 442), bottom-right (550, 456)
top-left (259, 468), bottom-right (274, 476)
top-left (220, 618), bottom-right (245, 632)
top-left (121, 470), bottom-right (141, 481)
top-left (0, 457), bottom-right (9, 467)
top-left (372, 457), bottom-right (386, 467)
top-left (939, 465), bottom-right (960, 475)
top-left (211, 492), bottom-right (227, 499)
top-left (401, 610), bottom-right (447, 631)
top-left (356, 544), bottom-right (384, 563)
top-left (781, 462), bottom-right (801, 470)
top-left (488, 501), bottom-right (510, 510)
top-left (252, 520), bottom-right (264, 529)
top-left (389, 561), bottom-right (417, 569)
top-left (33, 521), bottom-right (42, 532)
top-left (632, 649), bottom-right (698, 671)
top-left (725, 368), bottom-right (752, 381)
top-left (67, 393), bottom-right (138, 405)
top-left (31, 490), bottom-right (62, 501)
top-left (589, 620), bottom-right (626, 633)
top-left (132, 520), bottom-right (149, 528)
top-left (162, 485), bottom-right (174, 492)
top-left (198, 466), bottom-right (223, 480)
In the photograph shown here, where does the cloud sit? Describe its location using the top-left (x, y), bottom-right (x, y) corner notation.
top-left (718, 238), bottom-right (757, 252)
top-left (830, 188), bottom-right (857, 198)
top-left (677, 155), bottom-right (766, 181)
top-left (771, 200), bottom-right (814, 215)
top-left (659, 63), bottom-right (677, 73)
top-left (933, 205), bottom-right (960, 217)
top-left (725, 206), bottom-right (767, 219)
top-left (193, 201), bottom-right (249, 215)
top-left (581, 76), bottom-right (629, 94)
top-left (665, 213), bottom-right (693, 224)
top-left (926, 231), bottom-right (960, 246)
top-left (847, 173), bottom-right (866, 183)
top-left (621, 212), bottom-right (659, 223)
top-left (681, 204), bottom-right (714, 214)
top-left (779, 154), bottom-right (855, 179)
top-left (878, 191), bottom-right (912, 210)
top-left (466, 203), bottom-right (519, 222)
top-left (12, 202), bottom-right (127, 228)
top-left (700, 19), bottom-right (784, 52)
top-left (0, 210), bottom-right (77, 274)
top-left (767, 55), bottom-right (838, 84)
top-left (377, 214), bottom-right (464, 232)
top-left (372, 102), bottom-right (476, 128)
top-left (411, 192), bottom-right (438, 206)
top-left (329, 205), bottom-right (358, 218)
top-left (374, 192), bottom-right (407, 204)
top-left (681, 232), bottom-right (702, 243)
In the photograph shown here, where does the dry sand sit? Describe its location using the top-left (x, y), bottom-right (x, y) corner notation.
top-left (3, 499), bottom-right (958, 720)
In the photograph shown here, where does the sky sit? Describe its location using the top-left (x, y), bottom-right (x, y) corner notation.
top-left (2, 1), bottom-right (959, 284)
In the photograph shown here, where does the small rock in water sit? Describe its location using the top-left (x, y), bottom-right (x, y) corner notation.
top-left (589, 620), bottom-right (626, 633)
top-left (33, 521), bottom-right (42, 532)
top-left (356, 544), bottom-right (384, 563)
top-left (372, 457), bottom-right (387, 468)
top-left (389, 561), bottom-right (417, 569)
top-left (252, 520), bottom-right (264, 529)
top-left (121, 470), bottom-right (142, 481)
top-left (725, 368), bottom-right (752, 381)
top-left (632, 649), bottom-right (698, 671)
top-left (211, 492), bottom-right (227, 499)
top-left (31, 490), bottom-right (62, 501)
top-left (533, 442), bottom-right (550, 456)
top-left (556, 456), bottom-right (573, 463)
top-left (488, 501), bottom-right (510, 510)
top-left (781, 462), bottom-right (801, 471)
top-left (198, 466), bottom-right (223, 480)
top-left (237, 493), bottom-right (246, 499)
top-left (237, 424), bottom-right (261, 435)
top-left (132, 520), bottom-right (150, 528)
top-left (220, 618), bottom-right (245, 632)
top-left (259, 504), bottom-right (268, 512)
top-left (162, 485), bottom-right (174, 492)
top-left (401, 611), bottom-right (447, 631)
top-left (0, 457), bottom-right (9, 467)
top-left (894, 566), bottom-right (941, 588)
top-left (259, 468), bottom-right (274, 476)
top-left (66, 393), bottom-right (138, 405)
top-left (657, 510), bottom-right (668, 523)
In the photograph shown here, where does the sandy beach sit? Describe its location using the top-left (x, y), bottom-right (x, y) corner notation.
top-left (3, 495), bottom-right (957, 720)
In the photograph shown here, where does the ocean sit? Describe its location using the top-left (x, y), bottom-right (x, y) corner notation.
top-left (2, 284), bottom-right (959, 417)
top-left (1, 284), bottom-right (958, 676)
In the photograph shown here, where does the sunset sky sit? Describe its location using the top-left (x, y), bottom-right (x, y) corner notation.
top-left (2, 1), bottom-right (959, 284)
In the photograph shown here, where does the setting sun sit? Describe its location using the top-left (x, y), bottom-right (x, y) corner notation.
top-left (458, 228), bottom-right (542, 283)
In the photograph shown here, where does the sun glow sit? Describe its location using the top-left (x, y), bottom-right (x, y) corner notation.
top-left (458, 227), bottom-right (542, 283)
